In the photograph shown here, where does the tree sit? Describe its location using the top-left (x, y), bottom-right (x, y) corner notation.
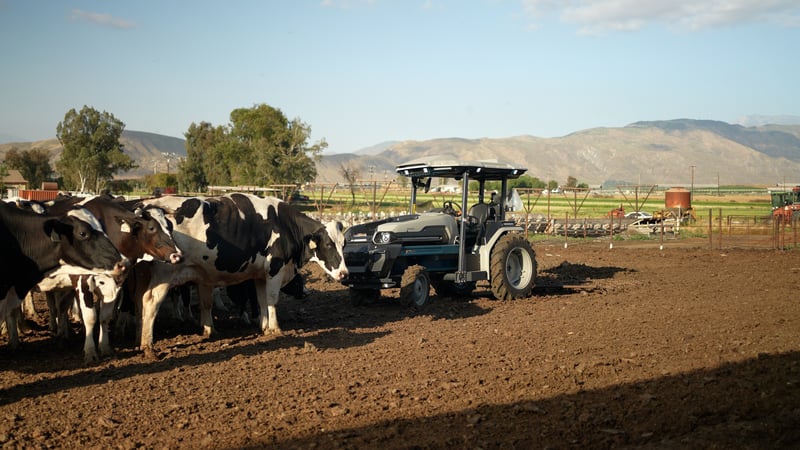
top-left (178, 104), bottom-right (327, 192)
top-left (0, 162), bottom-right (8, 193)
top-left (56, 106), bottom-right (135, 193)
top-left (509, 175), bottom-right (545, 189)
top-left (565, 175), bottom-right (578, 188)
top-left (229, 104), bottom-right (327, 186)
top-left (178, 121), bottom-right (224, 192)
top-left (339, 162), bottom-right (360, 206)
top-left (4, 147), bottom-right (54, 190)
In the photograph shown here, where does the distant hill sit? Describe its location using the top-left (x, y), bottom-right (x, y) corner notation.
top-left (0, 130), bottom-right (186, 178)
top-left (3, 120), bottom-right (800, 186)
top-left (314, 120), bottom-right (800, 186)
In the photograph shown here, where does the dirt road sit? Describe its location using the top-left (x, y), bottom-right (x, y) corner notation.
top-left (1, 241), bottom-right (799, 449)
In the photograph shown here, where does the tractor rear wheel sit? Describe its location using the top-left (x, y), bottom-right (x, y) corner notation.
top-left (490, 233), bottom-right (536, 300)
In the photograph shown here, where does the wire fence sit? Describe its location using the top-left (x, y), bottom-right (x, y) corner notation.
top-left (514, 208), bottom-right (800, 251)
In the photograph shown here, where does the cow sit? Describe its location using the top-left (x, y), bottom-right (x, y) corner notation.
top-left (46, 195), bottom-right (183, 264)
top-left (17, 195), bottom-right (183, 342)
top-left (34, 266), bottom-right (122, 363)
top-left (126, 193), bottom-right (347, 355)
top-left (0, 201), bottom-right (127, 349)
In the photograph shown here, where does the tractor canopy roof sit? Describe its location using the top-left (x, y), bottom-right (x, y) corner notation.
top-left (395, 156), bottom-right (527, 181)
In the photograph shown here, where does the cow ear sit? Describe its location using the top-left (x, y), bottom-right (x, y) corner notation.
top-left (302, 234), bottom-right (318, 261)
top-left (44, 218), bottom-right (69, 243)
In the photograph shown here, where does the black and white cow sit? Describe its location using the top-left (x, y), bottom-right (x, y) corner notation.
top-left (0, 201), bottom-right (126, 348)
top-left (34, 266), bottom-right (122, 363)
top-left (18, 195), bottom-right (182, 342)
top-left (126, 193), bottom-right (347, 354)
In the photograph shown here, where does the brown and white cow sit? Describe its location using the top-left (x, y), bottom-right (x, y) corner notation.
top-left (0, 202), bottom-right (126, 348)
top-left (126, 193), bottom-right (347, 355)
top-left (46, 195), bottom-right (183, 264)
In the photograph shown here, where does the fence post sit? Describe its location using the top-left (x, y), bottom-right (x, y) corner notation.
top-left (708, 208), bottom-right (713, 249)
top-left (718, 207), bottom-right (723, 250)
top-left (609, 214), bottom-right (614, 249)
top-left (773, 215), bottom-right (779, 250)
top-left (564, 212), bottom-right (569, 248)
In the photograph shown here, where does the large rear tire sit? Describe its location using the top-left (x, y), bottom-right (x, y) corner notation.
top-left (490, 233), bottom-right (536, 300)
top-left (400, 265), bottom-right (431, 309)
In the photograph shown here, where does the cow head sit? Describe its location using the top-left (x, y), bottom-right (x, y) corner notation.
top-left (305, 221), bottom-right (348, 281)
top-left (45, 209), bottom-right (128, 277)
top-left (71, 273), bottom-right (122, 309)
top-left (129, 206), bottom-right (183, 264)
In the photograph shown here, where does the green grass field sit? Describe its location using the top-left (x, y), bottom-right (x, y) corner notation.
top-left (304, 185), bottom-right (775, 221)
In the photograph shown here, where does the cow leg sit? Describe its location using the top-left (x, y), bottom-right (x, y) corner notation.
top-left (197, 287), bottom-right (215, 338)
top-left (80, 304), bottom-right (99, 364)
top-left (46, 291), bottom-right (58, 334)
top-left (57, 292), bottom-right (74, 339)
top-left (97, 302), bottom-right (114, 358)
top-left (19, 292), bottom-right (37, 332)
top-left (257, 277), bottom-right (283, 335)
top-left (4, 309), bottom-right (21, 349)
top-left (46, 290), bottom-right (74, 340)
top-left (139, 280), bottom-right (171, 356)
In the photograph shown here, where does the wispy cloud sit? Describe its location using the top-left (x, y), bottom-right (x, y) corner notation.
top-left (70, 9), bottom-right (136, 29)
top-left (521, 0), bottom-right (800, 34)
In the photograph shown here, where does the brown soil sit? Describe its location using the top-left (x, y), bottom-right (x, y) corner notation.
top-left (1, 240), bottom-right (799, 449)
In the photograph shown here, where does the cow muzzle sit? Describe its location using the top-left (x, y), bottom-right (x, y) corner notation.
top-left (111, 258), bottom-right (131, 280)
top-left (169, 251), bottom-right (183, 264)
top-left (331, 268), bottom-right (349, 281)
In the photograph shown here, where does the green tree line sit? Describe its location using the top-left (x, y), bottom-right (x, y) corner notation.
top-left (2, 103), bottom-right (325, 195)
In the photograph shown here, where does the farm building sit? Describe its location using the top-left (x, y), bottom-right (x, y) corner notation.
top-left (2, 169), bottom-right (28, 197)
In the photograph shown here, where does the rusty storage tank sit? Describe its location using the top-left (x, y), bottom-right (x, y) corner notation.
top-left (665, 187), bottom-right (692, 209)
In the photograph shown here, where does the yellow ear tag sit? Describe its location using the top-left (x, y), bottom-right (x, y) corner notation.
top-left (308, 240), bottom-right (317, 250)
top-left (120, 222), bottom-right (131, 233)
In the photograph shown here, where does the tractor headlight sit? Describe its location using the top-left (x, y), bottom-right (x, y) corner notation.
top-left (373, 231), bottom-right (397, 245)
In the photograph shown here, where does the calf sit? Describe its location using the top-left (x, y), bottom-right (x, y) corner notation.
top-left (0, 202), bottom-right (126, 348)
top-left (35, 266), bottom-right (122, 363)
top-left (128, 193), bottom-right (347, 354)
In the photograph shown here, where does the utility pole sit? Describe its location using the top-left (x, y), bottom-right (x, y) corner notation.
top-left (690, 165), bottom-right (695, 201)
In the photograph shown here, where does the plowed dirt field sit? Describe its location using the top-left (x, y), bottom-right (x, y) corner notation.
top-left (2, 240), bottom-right (799, 449)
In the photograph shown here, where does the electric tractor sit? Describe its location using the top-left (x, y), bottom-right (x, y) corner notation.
top-left (341, 157), bottom-right (537, 308)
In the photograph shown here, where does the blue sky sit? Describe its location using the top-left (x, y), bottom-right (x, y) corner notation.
top-left (1, 0), bottom-right (799, 153)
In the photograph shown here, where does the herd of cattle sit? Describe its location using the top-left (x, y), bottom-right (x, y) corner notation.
top-left (0, 193), bottom-right (348, 362)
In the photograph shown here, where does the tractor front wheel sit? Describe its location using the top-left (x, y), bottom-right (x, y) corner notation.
top-left (400, 265), bottom-right (431, 309)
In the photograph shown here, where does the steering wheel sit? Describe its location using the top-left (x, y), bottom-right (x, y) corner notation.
top-left (442, 200), bottom-right (462, 216)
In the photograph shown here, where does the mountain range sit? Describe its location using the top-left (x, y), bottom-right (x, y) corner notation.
top-left (2, 119), bottom-right (800, 187)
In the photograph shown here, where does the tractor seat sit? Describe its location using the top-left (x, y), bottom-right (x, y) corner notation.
top-left (468, 203), bottom-right (491, 226)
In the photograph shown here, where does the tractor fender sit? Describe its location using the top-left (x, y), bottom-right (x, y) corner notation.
top-left (478, 225), bottom-right (525, 278)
